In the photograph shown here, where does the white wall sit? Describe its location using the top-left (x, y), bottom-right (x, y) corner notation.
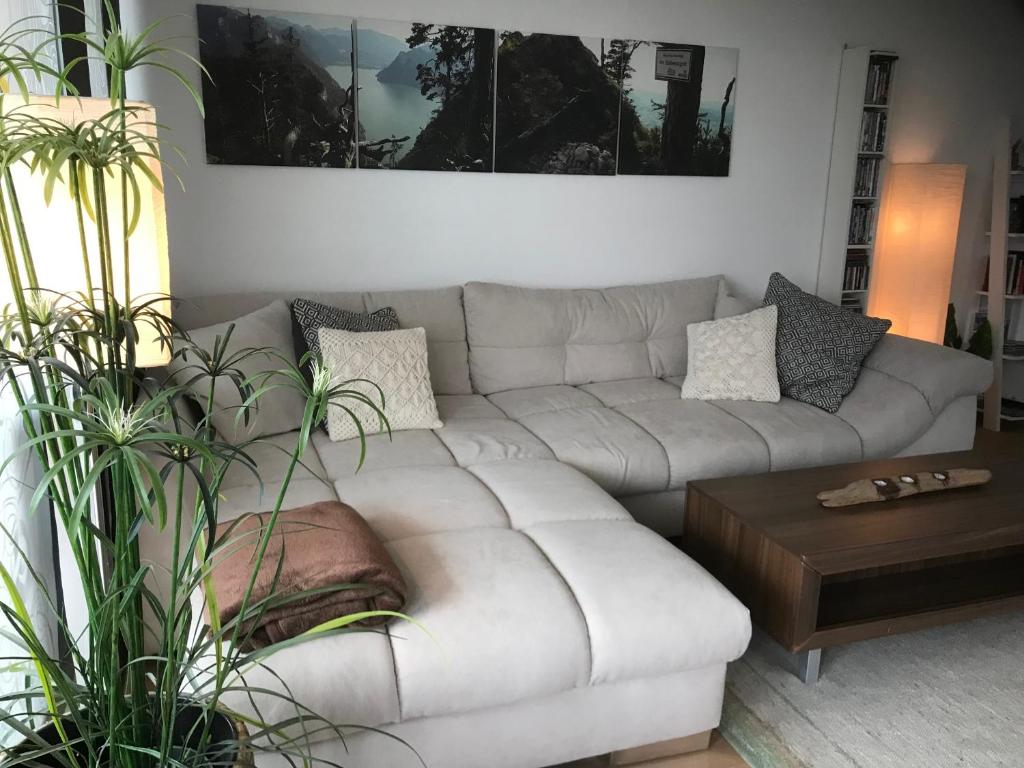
top-left (124, 0), bottom-right (1024, 322)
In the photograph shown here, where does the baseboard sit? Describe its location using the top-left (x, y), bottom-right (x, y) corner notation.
top-left (610, 731), bottom-right (712, 766)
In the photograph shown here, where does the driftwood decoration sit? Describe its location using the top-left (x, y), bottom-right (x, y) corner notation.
top-left (817, 468), bottom-right (992, 509)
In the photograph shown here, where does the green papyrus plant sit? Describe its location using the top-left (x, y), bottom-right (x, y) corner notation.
top-left (0, 6), bottom-right (411, 768)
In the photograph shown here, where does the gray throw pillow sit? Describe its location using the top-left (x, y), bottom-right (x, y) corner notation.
top-left (290, 298), bottom-right (400, 367)
top-left (168, 300), bottom-right (307, 440)
top-left (763, 272), bottom-right (891, 413)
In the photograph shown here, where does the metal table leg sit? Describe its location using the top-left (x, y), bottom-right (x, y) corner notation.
top-left (755, 628), bottom-right (823, 683)
top-left (793, 648), bottom-right (821, 684)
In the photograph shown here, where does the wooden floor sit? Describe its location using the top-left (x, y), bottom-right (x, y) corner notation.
top-left (560, 732), bottom-right (748, 768)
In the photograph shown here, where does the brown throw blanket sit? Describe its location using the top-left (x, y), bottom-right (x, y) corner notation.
top-left (210, 500), bottom-right (406, 647)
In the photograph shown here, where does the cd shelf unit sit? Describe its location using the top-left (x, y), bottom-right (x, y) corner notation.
top-left (979, 117), bottom-right (1024, 428)
top-left (817, 47), bottom-right (899, 312)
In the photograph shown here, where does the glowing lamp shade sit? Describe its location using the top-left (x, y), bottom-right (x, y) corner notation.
top-left (9, 97), bottom-right (170, 366)
top-left (867, 163), bottom-right (966, 343)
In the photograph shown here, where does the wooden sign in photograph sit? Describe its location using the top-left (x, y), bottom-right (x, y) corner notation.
top-left (655, 47), bottom-right (693, 81)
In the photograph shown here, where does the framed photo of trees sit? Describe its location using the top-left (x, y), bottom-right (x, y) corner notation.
top-left (195, 5), bottom-right (739, 176)
top-left (615, 41), bottom-right (738, 176)
top-left (494, 32), bottom-right (620, 175)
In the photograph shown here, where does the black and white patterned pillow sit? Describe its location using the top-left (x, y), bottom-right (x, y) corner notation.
top-left (291, 297), bottom-right (400, 368)
top-left (763, 272), bottom-right (890, 413)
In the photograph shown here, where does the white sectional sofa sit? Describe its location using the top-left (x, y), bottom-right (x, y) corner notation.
top-left (149, 276), bottom-right (991, 768)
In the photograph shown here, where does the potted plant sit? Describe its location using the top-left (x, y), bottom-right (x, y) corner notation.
top-left (0, 6), bottom-right (403, 768)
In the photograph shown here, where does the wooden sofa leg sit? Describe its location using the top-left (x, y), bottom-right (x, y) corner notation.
top-left (610, 730), bottom-right (712, 766)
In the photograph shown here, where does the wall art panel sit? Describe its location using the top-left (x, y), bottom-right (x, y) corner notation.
top-left (616, 40), bottom-right (738, 176)
top-left (494, 31), bottom-right (620, 175)
top-left (196, 5), bottom-right (738, 177)
top-left (197, 5), bottom-right (359, 168)
top-left (356, 20), bottom-right (495, 171)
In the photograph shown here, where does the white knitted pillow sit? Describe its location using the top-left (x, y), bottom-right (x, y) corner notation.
top-left (680, 305), bottom-right (781, 402)
top-left (318, 327), bottom-right (443, 442)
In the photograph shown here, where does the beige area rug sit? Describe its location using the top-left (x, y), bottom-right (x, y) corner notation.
top-left (721, 612), bottom-right (1024, 767)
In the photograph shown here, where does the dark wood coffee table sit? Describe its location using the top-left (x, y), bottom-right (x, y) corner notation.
top-left (684, 439), bottom-right (1024, 683)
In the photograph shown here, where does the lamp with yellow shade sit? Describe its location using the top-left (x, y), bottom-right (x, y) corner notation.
top-left (867, 163), bottom-right (967, 344)
top-left (1, 96), bottom-right (170, 366)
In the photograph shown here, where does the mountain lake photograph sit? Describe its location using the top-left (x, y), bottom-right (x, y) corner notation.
top-left (197, 5), bottom-right (360, 168)
top-left (356, 20), bottom-right (495, 171)
top-left (196, 7), bottom-right (495, 171)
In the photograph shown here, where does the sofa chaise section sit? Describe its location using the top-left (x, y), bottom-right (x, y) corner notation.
top-left (208, 445), bottom-right (751, 768)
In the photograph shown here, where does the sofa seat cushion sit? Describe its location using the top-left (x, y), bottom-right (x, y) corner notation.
top-left (221, 432), bottom-right (326, 487)
top-left (517, 407), bottom-right (670, 495)
top-left (526, 521), bottom-right (751, 685)
top-left (435, 419), bottom-right (555, 466)
top-left (217, 478), bottom-right (338, 521)
top-left (579, 377), bottom-right (681, 407)
top-left (223, 629), bottom-right (400, 734)
top-left (435, 394), bottom-right (507, 421)
top-left (713, 398), bottom-right (861, 470)
top-left (311, 429), bottom-right (455, 479)
top-left (616, 400), bottom-right (769, 490)
top-left (217, 432), bottom-right (336, 520)
top-left (487, 384), bottom-right (602, 419)
top-left (387, 529), bottom-right (591, 720)
top-left (333, 466), bottom-right (509, 542)
top-left (469, 460), bottom-right (632, 528)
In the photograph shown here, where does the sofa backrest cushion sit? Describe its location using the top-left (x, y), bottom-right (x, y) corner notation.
top-left (175, 287), bottom-right (472, 395)
top-left (168, 299), bottom-right (309, 440)
top-left (464, 277), bottom-right (723, 394)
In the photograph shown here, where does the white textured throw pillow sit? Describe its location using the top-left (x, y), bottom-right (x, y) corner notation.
top-left (318, 327), bottom-right (443, 442)
top-left (680, 305), bottom-right (781, 402)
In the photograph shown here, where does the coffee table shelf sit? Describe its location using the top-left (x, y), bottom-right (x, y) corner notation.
top-left (808, 594), bottom-right (1024, 652)
top-left (815, 549), bottom-right (1024, 633)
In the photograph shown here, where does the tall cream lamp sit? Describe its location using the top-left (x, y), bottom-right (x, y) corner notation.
top-left (5, 96), bottom-right (170, 366)
top-left (867, 163), bottom-right (967, 343)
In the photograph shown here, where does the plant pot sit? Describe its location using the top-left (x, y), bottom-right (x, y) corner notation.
top-left (7, 703), bottom-right (252, 768)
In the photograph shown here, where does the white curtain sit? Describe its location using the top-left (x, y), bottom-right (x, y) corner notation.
top-left (2, 2), bottom-right (107, 96)
top-left (0, 0), bottom-right (61, 742)
top-left (0, 393), bottom-right (55, 744)
top-left (1, 1), bottom-right (59, 94)
top-left (82, 0), bottom-right (109, 97)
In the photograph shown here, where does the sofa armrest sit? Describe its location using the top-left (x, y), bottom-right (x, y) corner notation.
top-left (861, 334), bottom-right (992, 415)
